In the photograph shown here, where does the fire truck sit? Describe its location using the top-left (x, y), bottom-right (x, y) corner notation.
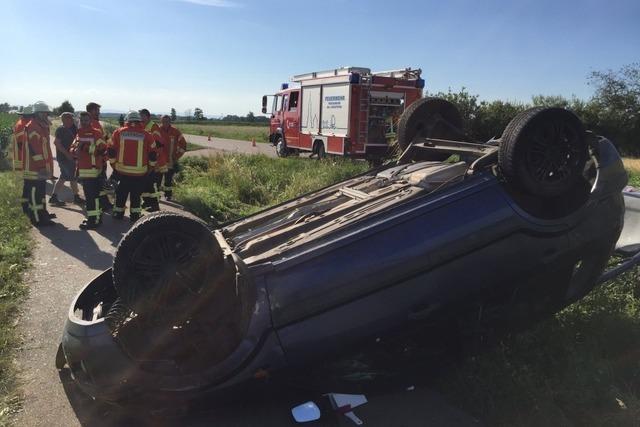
top-left (261, 66), bottom-right (425, 160)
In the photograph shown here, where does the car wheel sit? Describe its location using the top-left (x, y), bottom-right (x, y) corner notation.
top-left (396, 98), bottom-right (465, 159)
top-left (499, 107), bottom-right (588, 197)
top-left (112, 212), bottom-right (223, 316)
top-left (275, 136), bottom-right (288, 157)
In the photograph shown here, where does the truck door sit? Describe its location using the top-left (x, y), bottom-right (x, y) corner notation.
top-left (270, 95), bottom-right (284, 141)
top-left (283, 91), bottom-right (300, 148)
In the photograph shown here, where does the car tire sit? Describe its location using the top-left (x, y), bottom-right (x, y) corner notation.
top-left (275, 136), bottom-right (288, 157)
top-left (499, 107), bottom-right (588, 198)
top-left (112, 211), bottom-right (223, 316)
top-left (396, 97), bottom-right (465, 158)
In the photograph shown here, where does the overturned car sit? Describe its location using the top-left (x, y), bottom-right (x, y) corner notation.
top-left (58, 100), bottom-right (636, 404)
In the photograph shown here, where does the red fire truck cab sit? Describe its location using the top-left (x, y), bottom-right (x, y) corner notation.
top-left (261, 67), bottom-right (424, 160)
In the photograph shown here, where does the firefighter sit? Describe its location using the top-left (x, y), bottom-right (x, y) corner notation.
top-left (159, 114), bottom-right (187, 201)
top-left (139, 108), bottom-right (162, 211)
top-left (14, 105), bottom-right (33, 214)
top-left (108, 111), bottom-right (157, 222)
top-left (86, 102), bottom-right (114, 212)
top-left (23, 101), bottom-right (55, 226)
top-left (72, 112), bottom-right (107, 229)
top-left (12, 106), bottom-right (31, 172)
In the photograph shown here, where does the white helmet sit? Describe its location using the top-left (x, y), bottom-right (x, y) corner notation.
top-left (32, 101), bottom-right (52, 114)
top-left (125, 110), bottom-right (142, 122)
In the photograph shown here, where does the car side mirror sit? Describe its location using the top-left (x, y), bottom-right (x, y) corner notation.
top-left (262, 96), bottom-right (268, 114)
top-left (291, 401), bottom-right (321, 423)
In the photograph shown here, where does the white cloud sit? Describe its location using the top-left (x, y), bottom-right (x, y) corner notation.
top-left (177, 0), bottom-right (242, 7)
top-left (78, 4), bottom-right (107, 13)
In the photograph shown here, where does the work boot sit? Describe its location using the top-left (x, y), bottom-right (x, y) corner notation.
top-left (73, 194), bottom-right (85, 205)
top-left (130, 212), bottom-right (141, 223)
top-left (79, 219), bottom-right (100, 230)
top-left (35, 217), bottom-right (56, 227)
top-left (101, 196), bottom-right (113, 213)
top-left (165, 193), bottom-right (172, 201)
top-left (49, 194), bottom-right (65, 206)
top-left (112, 211), bottom-right (124, 220)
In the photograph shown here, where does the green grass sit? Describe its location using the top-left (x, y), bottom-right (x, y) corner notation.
top-left (0, 113), bottom-right (16, 171)
top-left (173, 154), bottom-right (369, 224)
top-left (432, 168), bottom-right (640, 426)
top-left (0, 173), bottom-right (33, 423)
top-left (186, 141), bottom-right (207, 152)
top-left (436, 269), bottom-right (640, 426)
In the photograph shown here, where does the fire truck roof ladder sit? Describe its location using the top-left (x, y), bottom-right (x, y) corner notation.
top-left (371, 68), bottom-right (422, 80)
top-left (291, 67), bottom-right (371, 83)
top-left (359, 74), bottom-right (371, 144)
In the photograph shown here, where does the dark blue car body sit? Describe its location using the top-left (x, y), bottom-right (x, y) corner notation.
top-left (59, 136), bottom-right (627, 404)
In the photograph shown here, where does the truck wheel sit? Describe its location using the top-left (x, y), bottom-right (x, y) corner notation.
top-left (316, 141), bottom-right (326, 160)
top-left (396, 98), bottom-right (464, 154)
top-left (499, 107), bottom-right (588, 197)
top-left (112, 212), bottom-right (223, 316)
top-left (275, 136), bottom-right (288, 157)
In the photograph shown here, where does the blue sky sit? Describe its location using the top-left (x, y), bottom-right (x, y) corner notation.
top-left (0, 0), bottom-right (638, 116)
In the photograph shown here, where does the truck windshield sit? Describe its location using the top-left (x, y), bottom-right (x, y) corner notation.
top-left (273, 95), bottom-right (282, 114)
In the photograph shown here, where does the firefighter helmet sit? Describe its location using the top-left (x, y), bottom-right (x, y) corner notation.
top-left (32, 101), bottom-right (52, 114)
top-left (125, 110), bottom-right (142, 122)
top-left (20, 105), bottom-right (34, 115)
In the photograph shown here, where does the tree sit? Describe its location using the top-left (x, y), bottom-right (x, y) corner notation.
top-left (586, 63), bottom-right (640, 155)
top-left (118, 114), bottom-right (125, 127)
top-left (53, 100), bottom-right (74, 115)
top-left (0, 103), bottom-right (10, 113)
top-left (193, 107), bottom-right (204, 120)
top-left (170, 108), bottom-right (177, 122)
top-left (246, 111), bottom-right (256, 122)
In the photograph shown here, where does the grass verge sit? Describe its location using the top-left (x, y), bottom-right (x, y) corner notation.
top-left (173, 154), bottom-right (369, 224)
top-left (435, 167), bottom-right (640, 426)
top-left (0, 173), bottom-right (32, 423)
top-left (436, 268), bottom-right (640, 426)
top-left (186, 142), bottom-right (207, 152)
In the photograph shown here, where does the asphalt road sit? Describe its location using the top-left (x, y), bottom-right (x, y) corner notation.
top-left (183, 134), bottom-right (277, 158)
top-left (12, 138), bottom-right (480, 426)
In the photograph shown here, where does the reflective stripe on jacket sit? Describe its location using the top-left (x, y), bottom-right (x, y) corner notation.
top-left (159, 125), bottom-right (187, 168)
top-left (23, 119), bottom-right (52, 180)
top-left (72, 127), bottom-right (106, 178)
top-left (12, 118), bottom-right (28, 171)
top-left (109, 123), bottom-right (157, 176)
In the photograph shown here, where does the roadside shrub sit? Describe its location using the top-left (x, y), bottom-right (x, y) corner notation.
top-left (174, 154), bottom-right (368, 225)
top-left (0, 113), bottom-right (15, 171)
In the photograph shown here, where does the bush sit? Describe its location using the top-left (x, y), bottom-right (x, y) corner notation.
top-left (174, 154), bottom-right (369, 225)
top-left (0, 113), bottom-right (15, 171)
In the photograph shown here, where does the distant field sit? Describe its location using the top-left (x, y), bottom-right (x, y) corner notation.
top-left (103, 118), bottom-right (270, 143)
top-left (623, 157), bottom-right (640, 174)
top-left (174, 123), bottom-right (269, 143)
